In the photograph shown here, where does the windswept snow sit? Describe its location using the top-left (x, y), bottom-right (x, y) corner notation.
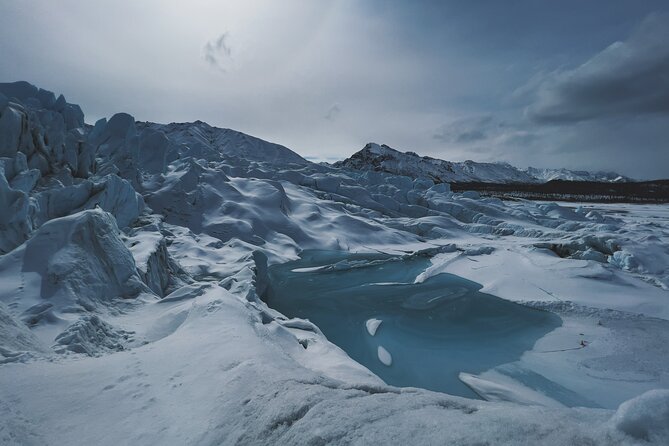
top-left (1, 81), bottom-right (668, 445)
top-left (612, 389), bottom-right (669, 442)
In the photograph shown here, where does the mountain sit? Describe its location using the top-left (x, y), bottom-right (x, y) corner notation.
top-left (334, 143), bottom-right (538, 183)
top-left (136, 120), bottom-right (307, 165)
top-left (525, 166), bottom-right (630, 183)
top-left (335, 143), bottom-right (631, 184)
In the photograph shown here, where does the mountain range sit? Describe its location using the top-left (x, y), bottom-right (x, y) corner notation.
top-left (335, 143), bottom-right (630, 184)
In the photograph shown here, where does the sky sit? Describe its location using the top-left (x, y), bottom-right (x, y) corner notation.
top-left (1, 0), bottom-right (668, 179)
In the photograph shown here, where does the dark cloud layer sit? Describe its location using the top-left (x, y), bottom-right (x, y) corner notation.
top-left (434, 116), bottom-right (494, 144)
top-left (527, 13), bottom-right (669, 124)
top-left (324, 104), bottom-right (340, 121)
top-left (203, 33), bottom-right (232, 72)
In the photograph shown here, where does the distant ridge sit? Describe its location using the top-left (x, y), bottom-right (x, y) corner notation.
top-left (335, 143), bottom-right (631, 184)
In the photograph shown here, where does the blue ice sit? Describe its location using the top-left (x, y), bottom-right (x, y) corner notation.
top-left (265, 251), bottom-right (561, 399)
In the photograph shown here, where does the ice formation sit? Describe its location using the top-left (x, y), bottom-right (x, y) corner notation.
top-left (365, 318), bottom-right (382, 336)
top-left (1, 81), bottom-right (668, 445)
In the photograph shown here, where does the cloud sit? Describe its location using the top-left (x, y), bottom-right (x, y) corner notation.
top-left (527, 13), bottom-right (669, 124)
top-left (432, 115), bottom-right (533, 147)
top-left (203, 33), bottom-right (232, 72)
top-left (2, 1), bottom-right (665, 178)
top-left (325, 103), bottom-right (341, 121)
top-left (433, 115), bottom-right (494, 143)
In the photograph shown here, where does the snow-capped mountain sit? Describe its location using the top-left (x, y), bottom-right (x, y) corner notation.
top-left (335, 143), bottom-right (630, 183)
top-left (136, 120), bottom-right (308, 165)
top-left (525, 166), bottom-right (630, 183)
top-left (335, 143), bottom-right (538, 183)
top-left (1, 81), bottom-right (668, 445)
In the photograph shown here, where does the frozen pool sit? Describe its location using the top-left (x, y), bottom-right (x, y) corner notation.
top-left (265, 250), bottom-right (562, 399)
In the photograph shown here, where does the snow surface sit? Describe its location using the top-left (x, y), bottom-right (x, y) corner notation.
top-left (1, 81), bottom-right (668, 445)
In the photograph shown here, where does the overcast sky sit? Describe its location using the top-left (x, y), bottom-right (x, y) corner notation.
top-left (1, 0), bottom-right (668, 178)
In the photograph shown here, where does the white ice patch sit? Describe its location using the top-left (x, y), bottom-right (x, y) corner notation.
top-left (414, 252), bottom-right (462, 284)
top-left (377, 345), bottom-right (392, 366)
top-left (366, 282), bottom-right (411, 286)
top-left (291, 266), bottom-right (329, 273)
top-left (365, 318), bottom-right (382, 336)
top-left (459, 372), bottom-right (563, 408)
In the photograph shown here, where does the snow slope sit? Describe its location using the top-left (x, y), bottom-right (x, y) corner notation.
top-left (335, 142), bottom-right (631, 183)
top-left (137, 120), bottom-right (308, 165)
top-left (1, 81), bottom-right (668, 445)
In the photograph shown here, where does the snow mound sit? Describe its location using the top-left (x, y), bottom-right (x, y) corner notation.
top-left (0, 302), bottom-right (48, 362)
top-left (0, 209), bottom-right (148, 331)
top-left (33, 173), bottom-right (144, 229)
top-left (53, 315), bottom-right (133, 356)
top-left (612, 389), bottom-right (669, 442)
top-left (126, 222), bottom-right (191, 297)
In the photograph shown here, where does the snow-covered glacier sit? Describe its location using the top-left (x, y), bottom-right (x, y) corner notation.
top-left (1, 81), bottom-right (669, 445)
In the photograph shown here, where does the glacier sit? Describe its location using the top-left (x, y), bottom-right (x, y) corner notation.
top-left (1, 81), bottom-right (669, 445)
